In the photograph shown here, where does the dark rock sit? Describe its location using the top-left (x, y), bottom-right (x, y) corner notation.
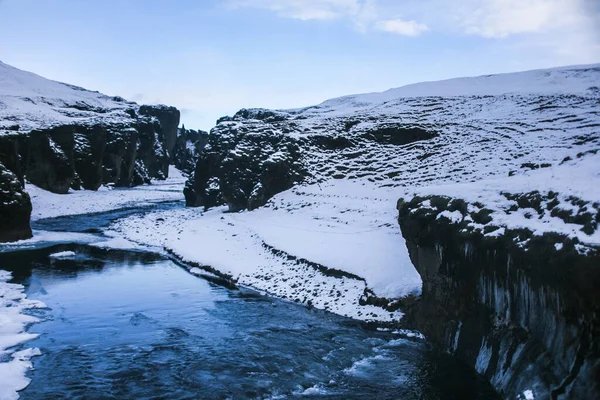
top-left (173, 125), bottom-right (208, 174)
top-left (397, 196), bottom-right (600, 399)
top-left (139, 104), bottom-right (181, 160)
top-left (73, 125), bottom-right (106, 190)
top-left (0, 133), bottom-right (25, 185)
top-left (233, 108), bottom-right (287, 123)
top-left (0, 162), bottom-right (32, 242)
top-left (306, 134), bottom-right (354, 150)
top-left (22, 126), bottom-right (75, 194)
top-left (216, 115), bottom-right (233, 125)
top-left (102, 125), bottom-right (139, 187)
top-left (184, 121), bottom-right (307, 211)
top-left (136, 119), bottom-right (169, 180)
top-left (361, 124), bottom-right (437, 146)
top-left (0, 105), bottom-right (182, 193)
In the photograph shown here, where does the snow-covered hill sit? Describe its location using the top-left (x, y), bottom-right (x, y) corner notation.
top-left (0, 60), bottom-right (134, 131)
top-left (317, 63), bottom-right (599, 108)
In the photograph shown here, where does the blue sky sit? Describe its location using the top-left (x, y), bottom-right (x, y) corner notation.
top-left (0, 0), bottom-right (598, 130)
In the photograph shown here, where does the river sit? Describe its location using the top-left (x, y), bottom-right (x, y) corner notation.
top-left (0, 205), bottom-right (500, 399)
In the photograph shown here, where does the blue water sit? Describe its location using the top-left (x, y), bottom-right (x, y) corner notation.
top-left (0, 245), bottom-right (499, 400)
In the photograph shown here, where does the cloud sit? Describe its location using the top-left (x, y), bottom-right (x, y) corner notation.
top-left (226, 0), bottom-right (599, 59)
top-left (228, 0), bottom-right (364, 21)
top-left (375, 18), bottom-right (428, 36)
top-left (227, 0), bottom-right (429, 35)
top-left (458, 0), bottom-right (591, 38)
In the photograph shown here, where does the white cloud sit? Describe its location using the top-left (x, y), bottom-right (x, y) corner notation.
top-left (226, 0), bottom-right (599, 60)
top-left (227, 0), bottom-right (430, 35)
top-left (228, 0), bottom-right (364, 21)
top-left (375, 18), bottom-right (428, 36)
top-left (459, 0), bottom-right (590, 38)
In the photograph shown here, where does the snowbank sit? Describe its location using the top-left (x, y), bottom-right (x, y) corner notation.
top-left (111, 181), bottom-right (422, 322)
top-left (0, 271), bottom-right (45, 400)
top-left (28, 165), bottom-right (186, 221)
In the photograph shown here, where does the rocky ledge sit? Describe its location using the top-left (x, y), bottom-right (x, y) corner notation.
top-left (397, 193), bottom-right (600, 399)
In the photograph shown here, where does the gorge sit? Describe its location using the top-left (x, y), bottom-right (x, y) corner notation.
top-left (1, 61), bottom-right (599, 400)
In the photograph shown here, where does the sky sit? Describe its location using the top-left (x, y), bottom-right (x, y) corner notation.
top-left (0, 0), bottom-right (599, 131)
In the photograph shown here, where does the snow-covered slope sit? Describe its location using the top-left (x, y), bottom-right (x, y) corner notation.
top-left (0, 60), bottom-right (134, 131)
top-left (317, 63), bottom-right (599, 108)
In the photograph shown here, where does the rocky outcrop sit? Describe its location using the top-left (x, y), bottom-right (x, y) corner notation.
top-left (139, 105), bottom-right (180, 160)
top-left (184, 108), bottom-right (437, 211)
top-left (0, 162), bottom-right (32, 242)
top-left (172, 125), bottom-right (208, 174)
top-left (0, 104), bottom-right (180, 195)
top-left (184, 119), bottom-right (306, 211)
top-left (397, 195), bottom-right (600, 400)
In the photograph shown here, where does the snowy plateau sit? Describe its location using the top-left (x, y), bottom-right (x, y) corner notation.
top-left (0, 61), bottom-right (599, 399)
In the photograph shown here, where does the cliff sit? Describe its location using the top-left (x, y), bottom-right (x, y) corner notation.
top-left (0, 61), bottom-right (181, 241)
top-left (397, 185), bottom-right (600, 398)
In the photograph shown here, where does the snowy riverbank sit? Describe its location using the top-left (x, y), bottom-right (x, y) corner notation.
top-left (111, 180), bottom-right (422, 322)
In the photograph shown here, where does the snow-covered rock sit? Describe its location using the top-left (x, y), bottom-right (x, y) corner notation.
top-left (0, 60), bottom-right (181, 194)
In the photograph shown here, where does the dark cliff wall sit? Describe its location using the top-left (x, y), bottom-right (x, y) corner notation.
top-left (139, 105), bottom-right (180, 160)
top-left (184, 108), bottom-right (435, 212)
top-left (0, 162), bottom-right (32, 242)
top-left (172, 125), bottom-right (208, 175)
top-left (0, 105), bottom-right (179, 195)
top-left (397, 196), bottom-right (600, 400)
top-left (0, 104), bottom-right (181, 242)
top-left (183, 119), bottom-right (306, 211)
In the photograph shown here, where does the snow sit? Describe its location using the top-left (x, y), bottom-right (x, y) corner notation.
top-left (28, 165), bottom-right (186, 221)
top-left (0, 60), bottom-right (134, 132)
top-left (523, 389), bottom-right (536, 400)
top-left (48, 250), bottom-right (76, 259)
top-left (0, 271), bottom-right (44, 400)
top-left (0, 231), bottom-right (100, 253)
top-left (316, 63), bottom-right (599, 110)
top-left (235, 181), bottom-right (421, 299)
top-left (411, 154), bottom-right (600, 247)
top-left (89, 236), bottom-right (145, 251)
top-left (110, 181), bottom-right (419, 322)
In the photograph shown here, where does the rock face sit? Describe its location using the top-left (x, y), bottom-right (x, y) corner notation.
top-left (0, 162), bottom-right (32, 242)
top-left (139, 104), bottom-right (181, 160)
top-left (184, 116), bottom-right (307, 211)
top-left (184, 108), bottom-right (435, 211)
top-left (397, 195), bottom-right (600, 399)
top-left (0, 61), bottom-right (181, 194)
top-left (0, 60), bottom-right (184, 242)
top-left (0, 108), bottom-right (179, 194)
top-left (172, 125), bottom-right (208, 174)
